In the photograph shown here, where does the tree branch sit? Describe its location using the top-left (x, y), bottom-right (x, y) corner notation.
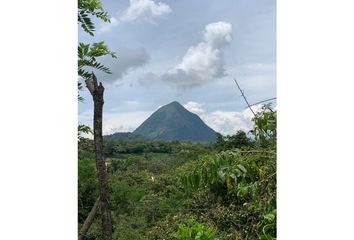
top-left (78, 197), bottom-right (100, 240)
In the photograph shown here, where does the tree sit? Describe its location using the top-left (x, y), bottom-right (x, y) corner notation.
top-left (85, 73), bottom-right (112, 240)
top-left (214, 130), bottom-right (253, 151)
top-left (225, 130), bottom-right (252, 149)
top-left (77, 1), bottom-right (116, 240)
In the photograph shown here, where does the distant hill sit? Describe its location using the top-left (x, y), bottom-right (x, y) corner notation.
top-left (104, 132), bottom-right (146, 141)
top-left (133, 101), bottom-right (216, 142)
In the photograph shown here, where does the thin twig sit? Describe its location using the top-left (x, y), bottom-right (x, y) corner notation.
top-left (247, 98), bottom-right (276, 108)
top-left (233, 77), bottom-right (273, 139)
top-left (234, 78), bottom-right (256, 117)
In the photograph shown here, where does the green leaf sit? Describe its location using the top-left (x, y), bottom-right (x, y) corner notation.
top-left (237, 164), bottom-right (247, 173)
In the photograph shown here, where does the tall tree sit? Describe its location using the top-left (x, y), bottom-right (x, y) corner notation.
top-left (77, 1), bottom-right (116, 239)
top-left (85, 74), bottom-right (112, 240)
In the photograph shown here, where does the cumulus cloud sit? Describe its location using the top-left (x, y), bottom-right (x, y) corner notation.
top-left (181, 101), bottom-right (269, 135)
top-left (120, 0), bottom-right (171, 23)
top-left (203, 104), bottom-right (269, 135)
top-left (203, 21), bottom-right (233, 48)
top-left (203, 111), bottom-right (253, 135)
top-left (99, 0), bottom-right (171, 32)
top-left (183, 101), bottom-right (205, 115)
top-left (86, 48), bottom-right (150, 83)
top-left (139, 21), bottom-right (232, 89)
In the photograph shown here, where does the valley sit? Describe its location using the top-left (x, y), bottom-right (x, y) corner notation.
top-left (78, 104), bottom-right (276, 240)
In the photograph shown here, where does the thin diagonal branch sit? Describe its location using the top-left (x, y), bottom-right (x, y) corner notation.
top-left (233, 77), bottom-right (256, 117)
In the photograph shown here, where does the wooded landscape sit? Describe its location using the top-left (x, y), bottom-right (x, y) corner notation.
top-left (78, 104), bottom-right (276, 240)
top-left (78, 1), bottom-right (276, 239)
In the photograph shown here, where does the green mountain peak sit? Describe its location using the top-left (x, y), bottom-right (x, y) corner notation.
top-left (133, 101), bottom-right (216, 142)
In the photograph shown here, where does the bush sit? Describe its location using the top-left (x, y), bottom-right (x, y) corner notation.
top-left (171, 218), bottom-right (216, 240)
top-left (78, 158), bottom-right (98, 223)
top-left (177, 105), bottom-right (277, 239)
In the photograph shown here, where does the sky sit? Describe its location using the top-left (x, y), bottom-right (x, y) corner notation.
top-left (78, 0), bottom-right (276, 136)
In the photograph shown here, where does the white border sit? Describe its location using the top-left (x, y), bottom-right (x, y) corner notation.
top-left (0, 1), bottom-right (77, 239)
top-left (1, 0), bottom-right (354, 239)
top-left (278, 0), bottom-right (354, 239)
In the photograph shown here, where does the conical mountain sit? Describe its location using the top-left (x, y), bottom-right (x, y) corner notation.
top-left (133, 101), bottom-right (216, 141)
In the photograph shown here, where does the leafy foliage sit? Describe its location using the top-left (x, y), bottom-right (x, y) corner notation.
top-left (78, 158), bottom-right (99, 223)
top-left (179, 149), bottom-right (276, 239)
top-left (171, 218), bottom-right (216, 240)
top-left (79, 141), bottom-right (209, 239)
top-left (78, 138), bottom-right (95, 159)
top-left (250, 104), bottom-right (276, 148)
top-left (78, 124), bottom-right (92, 141)
top-left (78, 42), bottom-right (117, 81)
top-left (77, 0), bottom-right (116, 101)
top-left (103, 140), bottom-right (180, 155)
top-left (177, 105), bottom-right (276, 239)
top-left (78, 0), bottom-right (110, 36)
top-left (214, 130), bottom-right (253, 151)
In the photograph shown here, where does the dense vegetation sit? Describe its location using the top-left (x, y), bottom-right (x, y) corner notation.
top-left (78, 104), bottom-right (276, 240)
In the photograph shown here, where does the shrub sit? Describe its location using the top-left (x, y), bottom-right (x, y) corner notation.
top-left (171, 218), bottom-right (216, 240)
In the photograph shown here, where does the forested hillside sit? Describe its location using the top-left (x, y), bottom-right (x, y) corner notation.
top-left (78, 104), bottom-right (276, 240)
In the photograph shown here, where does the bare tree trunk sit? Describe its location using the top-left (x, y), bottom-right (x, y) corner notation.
top-left (78, 197), bottom-right (100, 240)
top-left (85, 73), bottom-right (112, 240)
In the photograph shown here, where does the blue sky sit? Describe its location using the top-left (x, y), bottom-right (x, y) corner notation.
top-left (79, 0), bottom-right (276, 135)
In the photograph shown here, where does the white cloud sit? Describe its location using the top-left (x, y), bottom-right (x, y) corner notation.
top-left (242, 104), bottom-right (264, 120)
top-left (203, 104), bottom-right (273, 135)
top-left (182, 101), bottom-right (269, 135)
top-left (203, 111), bottom-right (253, 135)
top-left (79, 110), bottom-right (152, 135)
top-left (120, 0), bottom-right (171, 23)
top-left (203, 21), bottom-right (233, 48)
top-left (85, 48), bottom-right (150, 83)
top-left (99, 0), bottom-right (171, 32)
top-left (139, 21), bottom-right (233, 89)
top-left (183, 101), bottom-right (205, 115)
